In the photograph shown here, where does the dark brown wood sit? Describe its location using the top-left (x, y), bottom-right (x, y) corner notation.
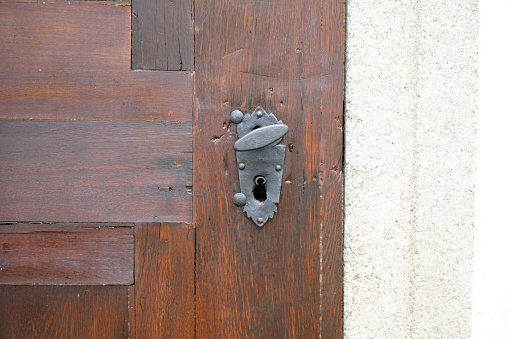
top-left (0, 223), bottom-right (134, 285)
top-left (0, 120), bottom-right (192, 223)
top-left (1, 0), bottom-right (131, 3)
top-left (319, 2), bottom-right (345, 337)
top-left (0, 1), bottom-right (192, 121)
top-left (132, 0), bottom-right (193, 71)
top-left (128, 285), bottom-right (136, 339)
top-left (0, 285), bottom-right (129, 338)
top-left (134, 223), bottom-right (194, 338)
top-left (193, 0), bottom-right (344, 337)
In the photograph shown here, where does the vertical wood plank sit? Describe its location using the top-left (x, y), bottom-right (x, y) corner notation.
top-left (128, 285), bottom-right (136, 339)
top-left (0, 286), bottom-right (128, 338)
top-left (193, 0), bottom-right (344, 337)
top-left (134, 223), bottom-right (194, 338)
top-left (132, 0), bottom-right (193, 70)
top-left (320, 0), bottom-right (345, 336)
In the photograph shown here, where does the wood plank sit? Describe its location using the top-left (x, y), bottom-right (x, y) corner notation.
top-left (1, 0), bottom-right (131, 4)
top-left (193, 0), bottom-right (344, 337)
top-left (0, 285), bottom-right (128, 338)
top-left (320, 1), bottom-right (345, 336)
top-left (132, 0), bottom-right (193, 71)
top-left (128, 285), bottom-right (136, 339)
top-left (0, 1), bottom-right (192, 121)
top-left (0, 223), bottom-right (134, 285)
top-left (134, 223), bottom-right (194, 338)
top-left (0, 120), bottom-right (192, 223)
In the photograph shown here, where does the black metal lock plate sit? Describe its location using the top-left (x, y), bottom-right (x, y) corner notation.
top-left (230, 107), bottom-right (288, 227)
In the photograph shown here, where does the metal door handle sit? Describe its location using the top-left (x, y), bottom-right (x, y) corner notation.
top-left (233, 124), bottom-right (288, 151)
top-left (229, 107), bottom-right (288, 227)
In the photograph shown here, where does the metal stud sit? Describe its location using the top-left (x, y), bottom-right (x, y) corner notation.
top-left (230, 110), bottom-right (244, 124)
top-left (233, 193), bottom-right (247, 207)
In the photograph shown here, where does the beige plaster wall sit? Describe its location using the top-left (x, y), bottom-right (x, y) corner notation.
top-left (343, 1), bottom-right (477, 338)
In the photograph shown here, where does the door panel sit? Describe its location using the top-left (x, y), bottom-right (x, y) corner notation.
top-left (0, 0), bottom-right (344, 336)
top-left (132, 0), bottom-right (194, 71)
top-left (0, 223), bottom-right (134, 285)
top-left (133, 223), bottom-right (195, 338)
top-left (0, 1), bottom-right (192, 121)
top-left (193, 0), bottom-right (344, 336)
top-left (0, 120), bottom-right (191, 223)
top-left (0, 0), bottom-right (195, 337)
top-left (0, 285), bottom-right (129, 338)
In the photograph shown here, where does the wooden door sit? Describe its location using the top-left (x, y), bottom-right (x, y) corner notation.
top-left (0, 0), bottom-right (344, 337)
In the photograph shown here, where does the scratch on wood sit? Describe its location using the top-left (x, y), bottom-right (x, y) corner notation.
top-left (222, 48), bottom-right (244, 59)
top-left (239, 70), bottom-right (334, 82)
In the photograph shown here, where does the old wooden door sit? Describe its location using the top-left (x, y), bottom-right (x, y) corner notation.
top-left (0, 0), bottom-right (344, 337)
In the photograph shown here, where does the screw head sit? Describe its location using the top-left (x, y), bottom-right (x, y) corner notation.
top-left (257, 217), bottom-right (264, 224)
top-left (233, 193), bottom-right (247, 207)
top-left (230, 110), bottom-right (244, 124)
top-left (238, 163), bottom-right (245, 170)
top-left (256, 110), bottom-right (263, 118)
top-left (275, 165), bottom-right (282, 171)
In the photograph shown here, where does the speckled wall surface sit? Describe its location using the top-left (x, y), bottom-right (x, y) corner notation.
top-left (343, 1), bottom-right (477, 338)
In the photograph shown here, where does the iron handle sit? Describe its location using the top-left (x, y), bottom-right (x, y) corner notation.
top-left (230, 107), bottom-right (287, 227)
top-left (233, 124), bottom-right (289, 151)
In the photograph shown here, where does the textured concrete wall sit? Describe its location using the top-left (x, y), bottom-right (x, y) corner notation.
top-left (343, 1), bottom-right (477, 338)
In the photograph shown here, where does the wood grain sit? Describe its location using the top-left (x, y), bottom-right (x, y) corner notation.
top-left (0, 120), bottom-right (192, 223)
top-left (0, 1), bottom-right (192, 121)
top-left (0, 223), bottom-right (134, 285)
top-left (193, 0), bottom-right (344, 337)
top-left (0, 285), bottom-right (129, 338)
top-left (319, 1), bottom-right (345, 336)
top-left (132, 0), bottom-right (193, 71)
top-left (128, 285), bottom-right (136, 339)
top-left (0, 0), bottom-right (131, 3)
top-left (134, 223), bottom-right (194, 338)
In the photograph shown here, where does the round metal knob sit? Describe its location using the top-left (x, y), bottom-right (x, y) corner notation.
top-left (230, 110), bottom-right (244, 124)
top-left (233, 193), bottom-right (247, 207)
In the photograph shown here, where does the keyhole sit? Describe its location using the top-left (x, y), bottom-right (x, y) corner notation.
top-left (253, 175), bottom-right (267, 202)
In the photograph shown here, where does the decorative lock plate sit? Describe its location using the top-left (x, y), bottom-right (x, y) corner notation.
top-left (230, 107), bottom-right (288, 227)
